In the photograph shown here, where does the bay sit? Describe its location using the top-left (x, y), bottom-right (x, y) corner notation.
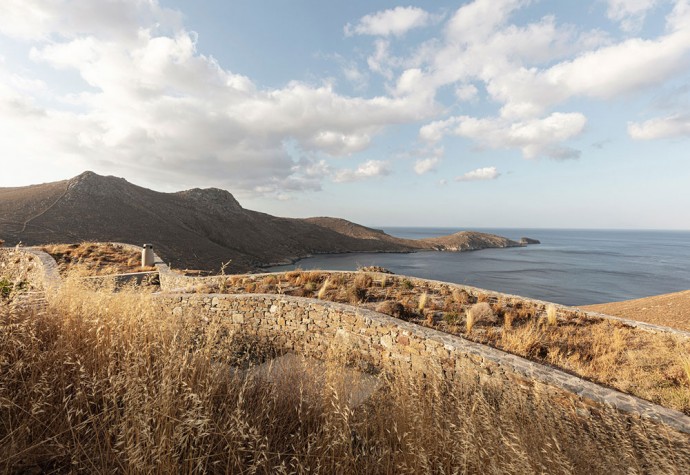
top-left (267, 228), bottom-right (690, 306)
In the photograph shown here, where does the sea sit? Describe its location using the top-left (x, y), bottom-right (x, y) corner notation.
top-left (267, 228), bottom-right (690, 306)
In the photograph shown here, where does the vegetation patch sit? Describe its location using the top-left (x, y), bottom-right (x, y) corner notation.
top-left (42, 242), bottom-right (154, 276)
top-left (0, 277), bottom-right (27, 300)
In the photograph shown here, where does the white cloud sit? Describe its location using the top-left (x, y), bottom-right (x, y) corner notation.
top-left (0, 0), bottom-right (181, 41)
top-left (345, 6), bottom-right (434, 37)
top-left (409, 0), bottom-right (690, 156)
top-left (455, 166), bottom-right (500, 182)
top-left (628, 114), bottom-right (690, 139)
top-left (606, 0), bottom-right (659, 32)
top-left (421, 112), bottom-right (587, 159)
top-left (414, 157), bottom-right (439, 175)
top-left (333, 160), bottom-right (392, 182)
top-left (455, 84), bottom-right (478, 101)
top-left (0, 1), bottom-right (442, 193)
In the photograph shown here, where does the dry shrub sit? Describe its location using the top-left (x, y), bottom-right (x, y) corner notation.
top-left (375, 300), bottom-right (407, 320)
top-left (477, 293), bottom-right (491, 303)
top-left (501, 322), bottom-right (547, 359)
top-left (469, 302), bottom-right (496, 325)
top-left (354, 273), bottom-right (373, 289)
top-left (681, 356), bottom-right (690, 387)
top-left (347, 285), bottom-right (367, 304)
top-left (304, 281), bottom-right (318, 292)
top-left (504, 311), bottom-right (515, 330)
top-left (1, 275), bottom-right (689, 473)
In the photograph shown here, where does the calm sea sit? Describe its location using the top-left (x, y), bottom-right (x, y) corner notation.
top-left (267, 228), bottom-right (690, 306)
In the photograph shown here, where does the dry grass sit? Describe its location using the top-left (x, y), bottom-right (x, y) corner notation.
top-left (204, 271), bottom-right (690, 415)
top-left (417, 292), bottom-right (428, 312)
top-left (2, 276), bottom-right (689, 473)
top-left (546, 304), bottom-right (558, 326)
top-left (43, 242), bottom-right (149, 276)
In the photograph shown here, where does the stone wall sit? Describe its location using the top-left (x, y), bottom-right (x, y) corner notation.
top-left (157, 292), bottom-right (690, 435)
top-left (0, 247), bottom-right (60, 291)
top-left (156, 266), bottom-right (690, 340)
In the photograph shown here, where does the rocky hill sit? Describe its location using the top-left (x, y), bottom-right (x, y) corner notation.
top-left (420, 231), bottom-right (521, 251)
top-left (0, 172), bottom-right (526, 272)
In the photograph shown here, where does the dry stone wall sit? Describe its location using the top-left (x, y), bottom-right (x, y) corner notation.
top-left (157, 292), bottom-right (690, 435)
top-left (156, 265), bottom-right (690, 340)
top-left (0, 247), bottom-right (60, 291)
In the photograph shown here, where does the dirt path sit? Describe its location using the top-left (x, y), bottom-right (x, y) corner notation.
top-left (581, 290), bottom-right (690, 332)
top-left (20, 182), bottom-right (70, 233)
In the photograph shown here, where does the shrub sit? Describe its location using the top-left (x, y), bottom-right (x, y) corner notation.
top-left (466, 302), bottom-right (496, 333)
top-left (375, 300), bottom-right (407, 320)
top-left (443, 312), bottom-right (460, 325)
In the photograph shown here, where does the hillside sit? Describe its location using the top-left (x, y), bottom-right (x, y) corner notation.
top-left (0, 172), bottom-right (524, 272)
top-left (581, 290), bottom-right (690, 332)
top-left (420, 231), bottom-right (521, 251)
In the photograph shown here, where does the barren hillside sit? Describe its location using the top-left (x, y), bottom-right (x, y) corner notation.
top-left (0, 172), bottom-right (526, 272)
top-left (581, 290), bottom-right (690, 332)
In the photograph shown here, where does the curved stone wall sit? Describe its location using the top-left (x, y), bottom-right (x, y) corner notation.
top-left (0, 247), bottom-right (61, 291)
top-left (156, 265), bottom-right (690, 340)
top-left (157, 292), bottom-right (690, 435)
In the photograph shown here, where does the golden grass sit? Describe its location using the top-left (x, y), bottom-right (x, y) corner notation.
top-left (417, 292), bottom-right (428, 312)
top-left (546, 304), bottom-right (558, 326)
top-left (2, 276), bottom-right (689, 472)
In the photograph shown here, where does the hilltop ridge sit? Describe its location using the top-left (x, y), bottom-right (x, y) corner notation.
top-left (1, 172), bottom-right (526, 272)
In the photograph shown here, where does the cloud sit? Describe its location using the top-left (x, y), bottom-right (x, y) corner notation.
top-left (409, 0), bottom-right (690, 156)
top-left (628, 114), bottom-right (690, 139)
top-left (0, 0), bottom-right (181, 41)
top-left (333, 160), bottom-right (392, 182)
top-left (345, 6), bottom-right (435, 37)
top-left (0, 1), bottom-right (442, 193)
top-left (421, 112), bottom-right (587, 159)
top-left (414, 157), bottom-right (440, 175)
top-left (455, 166), bottom-right (500, 182)
top-left (606, 0), bottom-right (659, 32)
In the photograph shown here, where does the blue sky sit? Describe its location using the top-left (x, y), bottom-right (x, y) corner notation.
top-left (1, 0), bottom-right (689, 229)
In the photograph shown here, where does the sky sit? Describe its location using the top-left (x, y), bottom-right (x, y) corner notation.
top-left (1, 0), bottom-right (689, 229)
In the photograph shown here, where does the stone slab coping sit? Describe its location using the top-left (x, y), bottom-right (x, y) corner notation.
top-left (82, 271), bottom-right (158, 279)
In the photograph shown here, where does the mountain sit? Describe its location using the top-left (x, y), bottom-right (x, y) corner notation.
top-left (0, 172), bottom-right (523, 272)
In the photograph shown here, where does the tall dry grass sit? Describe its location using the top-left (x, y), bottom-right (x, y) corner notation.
top-left (1, 276), bottom-right (689, 473)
